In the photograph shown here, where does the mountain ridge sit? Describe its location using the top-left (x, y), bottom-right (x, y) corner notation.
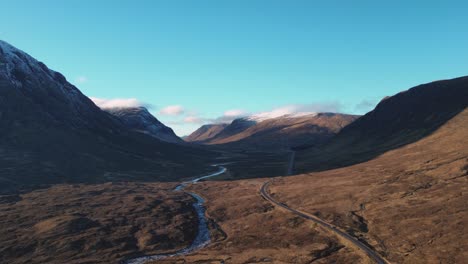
top-left (295, 75), bottom-right (468, 172)
top-left (184, 123), bottom-right (228, 143)
top-left (103, 106), bottom-right (182, 144)
top-left (187, 112), bottom-right (359, 150)
top-left (0, 40), bottom-right (214, 194)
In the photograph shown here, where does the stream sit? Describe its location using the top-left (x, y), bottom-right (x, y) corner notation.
top-left (124, 165), bottom-right (227, 264)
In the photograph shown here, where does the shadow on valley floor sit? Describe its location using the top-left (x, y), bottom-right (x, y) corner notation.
top-left (190, 149), bottom-right (292, 181)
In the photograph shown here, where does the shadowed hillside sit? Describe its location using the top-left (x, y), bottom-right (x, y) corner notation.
top-left (295, 76), bottom-right (468, 173)
top-left (0, 40), bottom-right (215, 194)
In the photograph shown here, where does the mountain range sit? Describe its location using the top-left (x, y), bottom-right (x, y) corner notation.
top-left (1, 39), bottom-right (466, 194)
top-left (186, 113), bottom-right (359, 150)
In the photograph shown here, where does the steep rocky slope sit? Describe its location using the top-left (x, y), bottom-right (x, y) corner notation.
top-left (0, 40), bottom-right (214, 194)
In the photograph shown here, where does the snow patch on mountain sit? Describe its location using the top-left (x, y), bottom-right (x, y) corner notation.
top-left (245, 112), bottom-right (318, 122)
top-left (0, 40), bottom-right (53, 82)
top-left (0, 39), bottom-right (83, 101)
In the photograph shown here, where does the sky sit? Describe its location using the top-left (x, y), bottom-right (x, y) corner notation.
top-left (1, 1), bottom-right (467, 135)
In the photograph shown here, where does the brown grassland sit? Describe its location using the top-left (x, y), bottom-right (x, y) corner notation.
top-left (152, 109), bottom-right (467, 263)
top-left (0, 111), bottom-right (466, 264)
top-left (0, 182), bottom-right (199, 264)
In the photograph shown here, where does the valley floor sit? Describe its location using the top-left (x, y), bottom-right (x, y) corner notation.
top-left (0, 112), bottom-right (466, 264)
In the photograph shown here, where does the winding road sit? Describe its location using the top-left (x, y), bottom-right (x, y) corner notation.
top-left (260, 181), bottom-right (389, 264)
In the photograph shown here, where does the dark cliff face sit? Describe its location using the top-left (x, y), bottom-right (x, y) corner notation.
top-left (339, 76), bottom-right (468, 138)
top-left (104, 107), bottom-right (182, 143)
top-left (296, 76), bottom-right (468, 172)
top-left (0, 40), bottom-right (213, 194)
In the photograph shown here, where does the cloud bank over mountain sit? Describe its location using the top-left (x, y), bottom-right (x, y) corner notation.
top-left (88, 96), bottom-right (366, 136)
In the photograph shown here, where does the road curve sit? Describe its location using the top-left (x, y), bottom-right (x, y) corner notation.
top-left (260, 181), bottom-right (390, 264)
top-left (286, 150), bottom-right (296, 176)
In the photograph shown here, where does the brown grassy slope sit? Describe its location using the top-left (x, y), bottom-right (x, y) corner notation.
top-left (269, 108), bottom-right (468, 263)
top-left (152, 179), bottom-right (370, 264)
top-left (0, 182), bottom-right (198, 264)
top-left (184, 124), bottom-right (228, 143)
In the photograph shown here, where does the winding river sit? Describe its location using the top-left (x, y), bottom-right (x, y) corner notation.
top-left (125, 165), bottom-right (227, 264)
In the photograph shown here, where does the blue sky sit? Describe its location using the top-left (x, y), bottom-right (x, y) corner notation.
top-left (1, 1), bottom-right (467, 135)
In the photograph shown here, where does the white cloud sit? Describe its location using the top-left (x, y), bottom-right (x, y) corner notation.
top-left (166, 113), bottom-right (213, 125)
top-left (184, 116), bottom-right (205, 123)
top-left (159, 105), bottom-right (184, 116)
top-left (224, 109), bottom-right (247, 117)
top-left (254, 105), bottom-right (299, 119)
top-left (211, 109), bottom-right (249, 123)
top-left (90, 97), bottom-right (144, 109)
top-left (173, 102), bottom-right (343, 129)
top-left (251, 102), bottom-right (343, 120)
top-left (167, 123), bottom-right (203, 137)
top-left (75, 76), bottom-right (88, 84)
top-left (354, 99), bottom-right (377, 114)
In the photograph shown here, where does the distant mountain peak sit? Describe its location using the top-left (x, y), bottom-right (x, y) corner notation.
top-left (184, 123), bottom-right (228, 143)
top-left (103, 106), bottom-right (182, 144)
top-left (0, 40), bottom-right (61, 85)
top-left (187, 112), bottom-right (359, 150)
top-left (0, 40), bottom-right (107, 129)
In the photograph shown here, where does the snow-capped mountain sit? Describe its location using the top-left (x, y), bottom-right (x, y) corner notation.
top-left (103, 107), bottom-right (182, 143)
top-left (187, 112), bottom-right (359, 150)
top-left (0, 40), bottom-right (212, 194)
top-left (0, 40), bottom-right (109, 128)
